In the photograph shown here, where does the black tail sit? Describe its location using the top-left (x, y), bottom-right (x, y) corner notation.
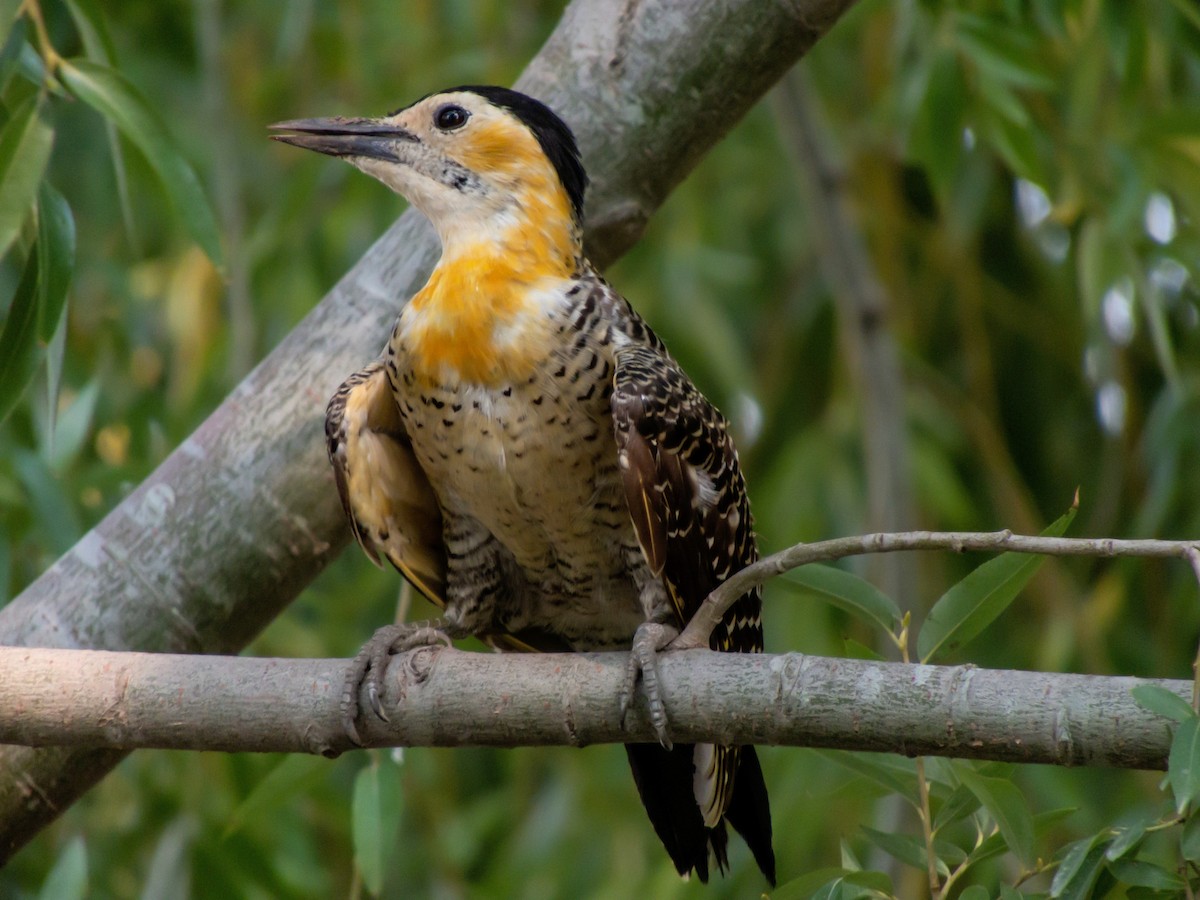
top-left (625, 743), bottom-right (775, 885)
top-left (725, 747), bottom-right (776, 885)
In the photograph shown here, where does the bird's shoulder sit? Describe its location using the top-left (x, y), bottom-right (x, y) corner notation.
top-left (558, 263), bottom-right (668, 356)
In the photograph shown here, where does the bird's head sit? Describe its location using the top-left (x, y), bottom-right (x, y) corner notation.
top-left (271, 86), bottom-right (587, 261)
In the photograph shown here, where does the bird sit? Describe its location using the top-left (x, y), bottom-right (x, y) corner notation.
top-left (270, 85), bottom-right (774, 885)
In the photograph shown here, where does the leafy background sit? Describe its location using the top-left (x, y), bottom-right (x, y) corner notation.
top-left (2, 0), bottom-right (1200, 897)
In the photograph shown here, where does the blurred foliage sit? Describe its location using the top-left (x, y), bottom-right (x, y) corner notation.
top-left (1, 0), bottom-right (1200, 896)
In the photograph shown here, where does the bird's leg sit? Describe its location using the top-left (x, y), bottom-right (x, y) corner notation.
top-left (621, 621), bottom-right (680, 749)
top-left (620, 580), bottom-right (680, 749)
top-left (341, 618), bottom-right (466, 745)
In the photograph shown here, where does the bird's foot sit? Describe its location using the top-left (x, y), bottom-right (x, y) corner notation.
top-left (619, 621), bottom-right (680, 750)
top-left (341, 621), bottom-right (454, 745)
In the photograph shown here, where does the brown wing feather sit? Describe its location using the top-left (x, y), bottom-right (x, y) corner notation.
top-left (326, 361), bottom-right (446, 606)
top-left (611, 344), bottom-right (760, 642)
top-left (612, 340), bottom-right (769, 855)
top-left (617, 423), bottom-right (668, 577)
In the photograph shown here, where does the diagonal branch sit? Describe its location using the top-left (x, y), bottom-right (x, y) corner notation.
top-left (0, 646), bottom-right (1183, 771)
top-left (0, 0), bottom-right (860, 863)
top-left (770, 69), bottom-right (917, 610)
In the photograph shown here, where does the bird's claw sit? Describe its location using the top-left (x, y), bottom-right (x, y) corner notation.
top-left (621, 621), bottom-right (680, 750)
top-left (341, 622), bottom-right (453, 745)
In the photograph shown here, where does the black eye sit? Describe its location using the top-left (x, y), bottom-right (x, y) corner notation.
top-left (434, 104), bottom-right (469, 131)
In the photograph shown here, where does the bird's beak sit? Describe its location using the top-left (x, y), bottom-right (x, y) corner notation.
top-left (269, 117), bottom-right (418, 162)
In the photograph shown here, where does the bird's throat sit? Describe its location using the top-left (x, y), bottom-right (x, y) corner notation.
top-left (401, 219), bottom-right (580, 386)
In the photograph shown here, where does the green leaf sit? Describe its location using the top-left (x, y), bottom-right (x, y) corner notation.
top-left (38, 836), bottom-right (87, 900)
top-left (17, 42), bottom-right (64, 96)
top-left (62, 1), bottom-right (137, 248)
top-left (983, 106), bottom-right (1044, 184)
top-left (773, 868), bottom-right (892, 900)
top-left (141, 817), bottom-right (194, 900)
top-left (956, 14), bottom-right (1056, 91)
top-left (1035, 807), bottom-right (1079, 834)
top-left (836, 869), bottom-right (894, 894)
top-left (977, 73), bottom-right (1032, 128)
top-left (12, 447), bottom-right (81, 551)
top-left (1105, 818), bottom-right (1150, 861)
top-left (842, 637), bottom-right (885, 661)
top-left (860, 826), bottom-right (951, 878)
top-left (1182, 812), bottom-right (1200, 863)
top-left (0, 245), bottom-right (42, 425)
top-left (223, 753), bottom-right (328, 840)
top-left (1168, 715), bottom-right (1200, 815)
top-left (41, 379), bottom-right (97, 471)
top-left (0, 17), bottom-right (27, 94)
top-left (35, 181), bottom-right (74, 341)
top-left (818, 751), bottom-right (920, 808)
top-left (780, 565), bottom-right (902, 635)
top-left (0, 534), bottom-right (9, 605)
top-left (58, 58), bottom-right (224, 271)
top-left (909, 47), bottom-right (967, 198)
top-left (0, 0), bottom-right (19, 50)
top-left (1051, 835), bottom-right (1109, 899)
top-left (1131, 684), bottom-right (1195, 723)
top-left (65, 0), bottom-right (119, 64)
top-left (1107, 858), bottom-right (1184, 890)
top-left (933, 782), bottom-right (981, 831)
top-left (957, 768), bottom-right (1034, 865)
top-left (1076, 218), bottom-right (1109, 320)
top-left (0, 92), bottom-right (54, 261)
top-left (840, 837), bottom-right (863, 870)
top-left (806, 870), bottom-right (894, 900)
top-left (42, 304), bottom-right (67, 452)
top-left (352, 755), bottom-right (402, 895)
top-left (809, 880), bottom-right (865, 900)
top-left (971, 807), bottom-right (1076, 868)
top-left (958, 887), bottom-right (991, 900)
top-left (1143, 273), bottom-right (1180, 386)
top-left (918, 503), bottom-right (1077, 662)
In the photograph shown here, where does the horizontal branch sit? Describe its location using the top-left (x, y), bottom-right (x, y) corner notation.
top-left (0, 646), bottom-right (1182, 770)
top-left (676, 528), bottom-right (1200, 648)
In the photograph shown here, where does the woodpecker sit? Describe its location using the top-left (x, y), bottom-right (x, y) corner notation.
top-left (271, 86), bottom-right (774, 884)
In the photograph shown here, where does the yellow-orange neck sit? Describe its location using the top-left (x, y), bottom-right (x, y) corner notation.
top-left (401, 206), bottom-right (581, 386)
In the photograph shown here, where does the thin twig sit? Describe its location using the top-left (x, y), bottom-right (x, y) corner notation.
top-left (936, 824), bottom-right (987, 899)
top-left (916, 756), bottom-right (939, 893)
top-left (674, 530), bottom-right (1200, 650)
top-left (19, 0), bottom-right (63, 75)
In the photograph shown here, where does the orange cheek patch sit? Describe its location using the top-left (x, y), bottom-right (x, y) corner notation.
top-left (456, 122), bottom-right (573, 225)
top-left (455, 119), bottom-right (542, 176)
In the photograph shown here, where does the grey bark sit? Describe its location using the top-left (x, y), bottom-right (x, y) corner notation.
top-left (0, 647), bottom-right (1180, 771)
top-left (0, 0), bottom-right (859, 863)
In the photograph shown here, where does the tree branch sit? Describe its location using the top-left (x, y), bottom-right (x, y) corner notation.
top-left (675, 528), bottom-right (1200, 649)
top-left (0, 646), bottom-right (1182, 771)
top-left (0, 0), bottom-right (859, 862)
